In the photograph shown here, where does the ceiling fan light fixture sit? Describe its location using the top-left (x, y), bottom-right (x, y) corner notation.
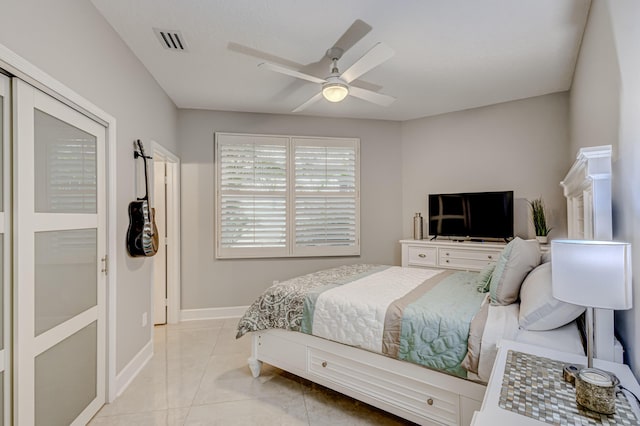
top-left (322, 82), bottom-right (349, 102)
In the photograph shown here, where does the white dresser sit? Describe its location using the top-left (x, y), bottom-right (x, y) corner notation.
top-left (400, 239), bottom-right (506, 271)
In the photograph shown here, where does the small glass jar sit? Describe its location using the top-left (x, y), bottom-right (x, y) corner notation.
top-left (575, 368), bottom-right (617, 414)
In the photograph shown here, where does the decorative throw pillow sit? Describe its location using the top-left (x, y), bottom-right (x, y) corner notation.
top-left (489, 237), bottom-right (540, 305)
top-left (475, 263), bottom-right (495, 293)
top-left (519, 262), bottom-right (585, 331)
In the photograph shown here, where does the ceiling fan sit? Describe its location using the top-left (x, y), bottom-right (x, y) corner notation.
top-left (259, 42), bottom-right (396, 112)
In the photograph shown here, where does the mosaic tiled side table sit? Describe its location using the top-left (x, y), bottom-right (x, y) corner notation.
top-left (471, 341), bottom-right (640, 426)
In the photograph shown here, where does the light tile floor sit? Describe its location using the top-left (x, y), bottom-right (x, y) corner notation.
top-left (91, 318), bottom-right (415, 425)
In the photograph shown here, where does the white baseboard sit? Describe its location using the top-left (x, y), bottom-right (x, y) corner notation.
top-left (115, 340), bottom-right (153, 398)
top-left (180, 306), bottom-right (249, 321)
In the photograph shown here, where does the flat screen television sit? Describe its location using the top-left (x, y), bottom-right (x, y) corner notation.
top-left (428, 191), bottom-right (514, 241)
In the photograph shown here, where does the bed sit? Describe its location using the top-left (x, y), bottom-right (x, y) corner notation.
top-left (236, 253), bottom-right (586, 425)
top-left (236, 145), bottom-right (614, 426)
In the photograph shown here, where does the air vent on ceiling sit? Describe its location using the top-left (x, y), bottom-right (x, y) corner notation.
top-left (153, 28), bottom-right (188, 51)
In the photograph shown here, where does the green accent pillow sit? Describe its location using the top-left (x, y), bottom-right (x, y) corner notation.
top-left (489, 237), bottom-right (540, 305)
top-left (475, 263), bottom-right (495, 293)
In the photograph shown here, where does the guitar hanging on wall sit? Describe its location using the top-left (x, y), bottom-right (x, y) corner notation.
top-left (126, 139), bottom-right (159, 257)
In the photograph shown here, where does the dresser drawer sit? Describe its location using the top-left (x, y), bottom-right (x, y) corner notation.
top-left (407, 245), bottom-right (437, 267)
top-left (439, 248), bottom-right (499, 262)
top-left (438, 248), bottom-right (501, 271)
top-left (308, 347), bottom-right (459, 425)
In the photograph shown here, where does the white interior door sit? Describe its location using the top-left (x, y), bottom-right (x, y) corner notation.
top-left (0, 73), bottom-right (12, 426)
top-left (153, 159), bottom-right (167, 325)
top-left (151, 145), bottom-right (181, 325)
top-left (13, 79), bottom-right (106, 425)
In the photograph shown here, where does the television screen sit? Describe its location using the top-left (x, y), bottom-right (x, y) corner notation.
top-left (428, 191), bottom-right (514, 240)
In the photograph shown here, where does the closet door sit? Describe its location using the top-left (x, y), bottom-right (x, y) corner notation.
top-left (13, 79), bottom-right (107, 425)
top-left (0, 73), bottom-right (11, 426)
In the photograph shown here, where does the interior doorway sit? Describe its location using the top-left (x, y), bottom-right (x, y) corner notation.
top-left (1, 40), bottom-right (119, 412)
top-left (151, 143), bottom-right (180, 325)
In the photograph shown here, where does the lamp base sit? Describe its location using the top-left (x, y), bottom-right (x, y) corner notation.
top-left (563, 363), bottom-right (584, 384)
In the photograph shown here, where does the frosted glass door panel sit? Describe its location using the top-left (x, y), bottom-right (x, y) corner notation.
top-left (0, 372), bottom-right (3, 423)
top-left (34, 109), bottom-right (97, 213)
top-left (35, 229), bottom-right (96, 336)
top-left (0, 235), bottom-right (3, 349)
top-left (35, 322), bottom-right (97, 426)
top-left (0, 96), bottom-right (3, 211)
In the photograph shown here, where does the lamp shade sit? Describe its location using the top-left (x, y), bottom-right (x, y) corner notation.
top-left (551, 240), bottom-right (632, 310)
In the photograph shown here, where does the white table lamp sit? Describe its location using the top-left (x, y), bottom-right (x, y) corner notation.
top-left (551, 240), bottom-right (632, 368)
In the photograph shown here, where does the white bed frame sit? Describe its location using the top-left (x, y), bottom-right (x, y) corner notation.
top-left (248, 329), bottom-right (485, 425)
top-left (247, 145), bottom-right (615, 426)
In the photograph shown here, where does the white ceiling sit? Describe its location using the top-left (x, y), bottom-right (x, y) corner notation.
top-left (90, 0), bottom-right (591, 121)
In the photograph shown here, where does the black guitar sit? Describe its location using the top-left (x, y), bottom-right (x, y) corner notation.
top-left (126, 140), bottom-right (159, 257)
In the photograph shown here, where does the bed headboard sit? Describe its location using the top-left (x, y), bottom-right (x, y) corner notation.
top-left (560, 145), bottom-right (617, 362)
top-left (560, 145), bottom-right (613, 240)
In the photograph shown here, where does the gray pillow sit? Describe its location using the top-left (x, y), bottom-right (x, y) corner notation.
top-left (489, 237), bottom-right (540, 305)
top-left (519, 262), bottom-right (585, 330)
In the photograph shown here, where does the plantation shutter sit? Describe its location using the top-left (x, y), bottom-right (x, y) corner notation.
top-left (215, 133), bottom-right (359, 258)
top-left (216, 134), bottom-right (288, 258)
top-left (293, 139), bottom-right (359, 256)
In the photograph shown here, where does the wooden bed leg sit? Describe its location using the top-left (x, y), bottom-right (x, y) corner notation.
top-left (248, 357), bottom-right (262, 378)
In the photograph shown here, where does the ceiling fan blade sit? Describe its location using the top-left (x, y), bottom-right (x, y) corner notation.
top-left (341, 42), bottom-right (395, 84)
top-left (292, 92), bottom-right (323, 113)
top-left (348, 86), bottom-right (396, 107)
top-left (228, 42), bottom-right (304, 70)
top-left (282, 19), bottom-right (374, 87)
top-left (258, 62), bottom-right (326, 84)
top-left (331, 19), bottom-right (372, 53)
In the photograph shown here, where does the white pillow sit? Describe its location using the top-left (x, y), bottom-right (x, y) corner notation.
top-left (519, 262), bottom-right (585, 331)
top-left (489, 237), bottom-right (540, 305)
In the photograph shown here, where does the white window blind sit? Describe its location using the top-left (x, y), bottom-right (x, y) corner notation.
top-left (293, 140), bottom-right (357, 255)
top-left (217, 136), bottom-right (288, 257)
top-left (216, 133), bottom-right (359, 258)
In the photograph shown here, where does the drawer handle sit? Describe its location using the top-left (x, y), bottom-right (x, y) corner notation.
top-left (418, 253), bottom-right (426, 258)
top-left (445, 252), bottom-right (450, 256)
top-left (427, 398), bottom-right (434, 406)
top-left (321, 361), bottom-right (327, 368)
top-left (445, 260), bottom-right (450, 263)
top-left (488, 255), bottom-right (493, 259)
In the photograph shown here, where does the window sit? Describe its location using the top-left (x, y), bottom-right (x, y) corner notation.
top-left (215, 133), bottom-right (360, 258)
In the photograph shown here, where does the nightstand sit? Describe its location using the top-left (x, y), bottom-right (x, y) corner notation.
top-left (471, 340), bottom-right (640, 425)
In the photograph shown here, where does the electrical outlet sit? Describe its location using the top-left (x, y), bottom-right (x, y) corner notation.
top-left (142, 312), bottom-right (148, 327)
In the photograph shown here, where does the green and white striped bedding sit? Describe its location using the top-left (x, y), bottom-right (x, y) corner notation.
top-left (237, 264), bottom-right (485, 378)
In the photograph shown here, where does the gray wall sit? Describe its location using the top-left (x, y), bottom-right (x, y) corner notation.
top-left (401, 93), bottom-right (571, 241)
top-left (178, 110), bottom-right (402, 308)
top-left (0, 0), bottom-right (178, 373)
top-left (570, 0), bottom-right (640, 378)
top-left (179, 93), bottom-right (572, 310)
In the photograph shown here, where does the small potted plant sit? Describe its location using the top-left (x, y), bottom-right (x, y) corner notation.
top-left (530, 197), bottom-right (551, 243)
